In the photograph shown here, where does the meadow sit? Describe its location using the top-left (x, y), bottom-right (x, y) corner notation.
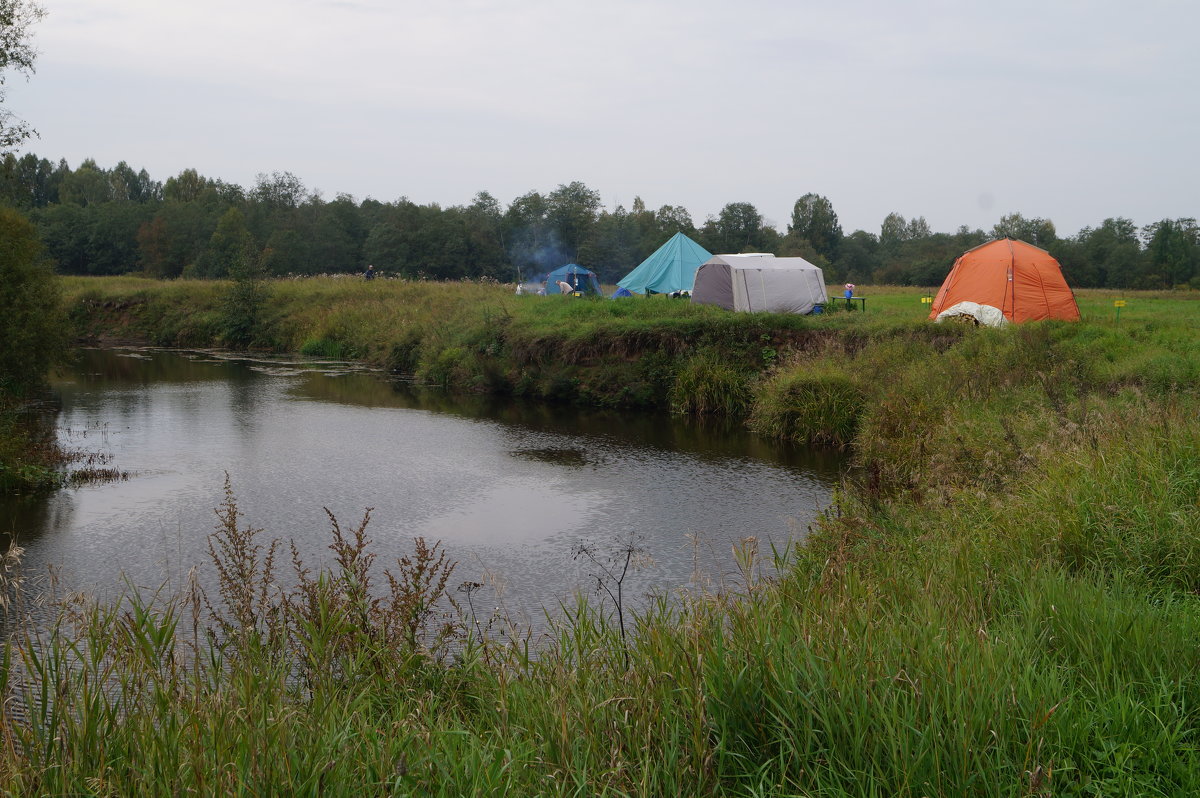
top-left (0, 276), bottom-right (1196, 795)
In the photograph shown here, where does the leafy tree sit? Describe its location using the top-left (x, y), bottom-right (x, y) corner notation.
top-left (700, 202), bottom-right (775, 254)
top-left (585, 205), bottom-right (641, 283)
top-left (313, 193), bottom-right (366, 274)
top-left (361, 200), bottom-right (487, 280)
top-left (0, 0), bottom-right (44, 151)
top-left (653, 204), bottom-right (696, 239)
top-left (16, 139), bottom-right (1200, 295)
top-left (991, 212), bottom-right (1056, 246)
top-left (547, 181), bottom-right (602, 263)
top-left (460, 192), bottom-right (508, 279)
top-left (880, 212), bottom-right (932, 251)
top-left (777, 232), bottom-right (830, 269)
top-left (219, 246), bottom-right (271, 347)
top-left (260, 227), bottom-right (308, 276)
top-left (108, 160), bottom-right (160, 203)
top-left (138, 201), bottom-right (223, 278)
top-left (906, 216), bottom-right (931, 240)
top-left (31, 203), bottom-right (89, 273)
top-left (163, 168), bottom-right (212, 203)
top-left (833, 230), bottom-right (881, 284)
top-left (871, 227), bottom-right (986, 286)
top-left (253, 171), bottom-right (306, 210)
top-left (1050, 217), bottom-right (1140, 288)
top-left (58, 158), bottom-right (112, 206)
top-left (136, 215), bottom-right (171, 277)
top-left (502, 190), bottom-right (561, 280)
top-left (363, 218), bottom-right (408, 274)
top-left (1141, 218), bottom-right (1199, 289)
top-left (84, 201), bottom-right (153, 274)
top-left (788, 193), bottom-right (843, 261)
top-left (430, 211), bottom-right (472, 279)
top-left (198, 206), bottom-right (256, 278)
top-left (880, 212), bottom-right (908, 251)
top-left (0, 152), bottom-right (57, 206)
top-left (0, 205), bottom-right (66, 391)
top-left (469, 190), bottom-right (502, 221)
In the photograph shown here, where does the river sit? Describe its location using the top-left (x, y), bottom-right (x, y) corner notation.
top-left (1, 348), bottom-right (843, 628)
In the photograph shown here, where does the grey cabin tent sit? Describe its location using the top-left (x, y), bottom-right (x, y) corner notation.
top-left (690, 254), bottom-right (828, 314)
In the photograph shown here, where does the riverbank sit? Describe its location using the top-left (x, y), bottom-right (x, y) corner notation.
top-left (2, 276), bottom-right (1197, 794)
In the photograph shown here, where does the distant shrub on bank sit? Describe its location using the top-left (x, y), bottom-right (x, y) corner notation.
top-left (0, 207), bottom-right (67, 394)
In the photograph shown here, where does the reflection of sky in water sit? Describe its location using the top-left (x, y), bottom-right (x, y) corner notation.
top-left (2, 348), bottom-right (843, 626)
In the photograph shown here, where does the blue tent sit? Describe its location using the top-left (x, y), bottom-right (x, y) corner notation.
top-left (616, 232), bottom-right (712, 295)
top-left (544, 264), bottom-right (602, 295)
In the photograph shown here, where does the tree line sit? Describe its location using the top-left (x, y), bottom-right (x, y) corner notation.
top-left (1, 153), bottom-right (1197, 289)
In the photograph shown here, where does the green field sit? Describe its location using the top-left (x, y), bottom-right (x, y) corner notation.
top-left (1, 277), bottom-right (1197, 795)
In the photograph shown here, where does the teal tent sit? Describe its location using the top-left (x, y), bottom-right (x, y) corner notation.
top-left (617, 232), bottom-right (712, 295)
top-left (544, 264), bottom-right (602, 295)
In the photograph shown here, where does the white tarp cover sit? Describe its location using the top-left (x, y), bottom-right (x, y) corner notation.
top-left (934, 301), bottom-right (1008, 327)
top-left (691, 254), bottom-right (828, 314)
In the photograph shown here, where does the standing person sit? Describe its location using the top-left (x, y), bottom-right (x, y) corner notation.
top-left (364, 264), bottom-right (376, 280)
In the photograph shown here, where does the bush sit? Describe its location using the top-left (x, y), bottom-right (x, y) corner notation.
top-left (0, 207), bottom-right (67, 393)
top-left (418, 346), bottom-right (469, 388)
top-left (218, 269), bottom-right (271, 347)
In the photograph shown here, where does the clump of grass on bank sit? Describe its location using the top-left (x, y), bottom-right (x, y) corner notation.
top-left (748, 356), bottom-right (865, 446)
top-left (670, 351), bottom-right (753, 416)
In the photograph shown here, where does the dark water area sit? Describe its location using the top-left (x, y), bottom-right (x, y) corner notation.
top-left (2, 348), bottom-right (844, 627)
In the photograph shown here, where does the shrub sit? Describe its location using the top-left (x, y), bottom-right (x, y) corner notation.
top-left (218, 262), bottom-right (271, 348)
top-left (418, 346), bottom-right (470, 388)
top-left (0, 207), bottom-right (67, 393)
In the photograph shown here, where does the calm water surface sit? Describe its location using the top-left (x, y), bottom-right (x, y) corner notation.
top-left (2, 348), bottom-right (844, 624)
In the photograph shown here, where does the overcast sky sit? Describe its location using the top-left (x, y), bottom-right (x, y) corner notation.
top-left (7, 0), bottom-right (1198, 236)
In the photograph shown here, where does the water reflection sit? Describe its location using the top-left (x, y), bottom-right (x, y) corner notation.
top-left (292, 369), bottom-right (843, 474)
top-left (2, 348), bottom-right (844, 626)
top-left (511, 448), bottom-right (591, 468)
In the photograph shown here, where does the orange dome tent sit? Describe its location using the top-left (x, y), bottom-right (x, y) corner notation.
top-left (928, 238), bottom-right (1080, 325)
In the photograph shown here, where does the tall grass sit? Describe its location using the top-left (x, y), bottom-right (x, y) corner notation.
top-left (748, 358), bottom-right (865, 447)
top-left (3, 388), bottom-right (1200, 794)
top-left (671, 351), bottom-right (754, 416)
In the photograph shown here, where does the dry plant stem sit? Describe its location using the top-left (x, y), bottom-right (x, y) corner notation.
top-left (573, 533), bottom-right (647, 671)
